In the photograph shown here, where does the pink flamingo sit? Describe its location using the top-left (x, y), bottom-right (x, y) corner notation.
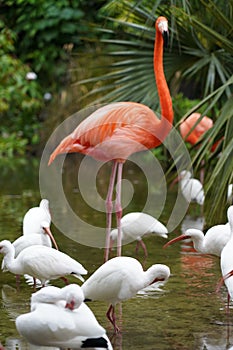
top-left (48, 17), bottom-right (173, 261)
top-left (179, 112), bottom-right (213, 146)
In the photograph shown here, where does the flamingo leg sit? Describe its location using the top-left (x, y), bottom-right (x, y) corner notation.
top-left (105, 161), bottom-right (118, 262)
top-left (106, 304), bottom-right (120, 333)
top-left (115, 162), bottom-right (123, 257)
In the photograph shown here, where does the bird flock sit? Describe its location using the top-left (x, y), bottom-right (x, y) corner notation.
top-left (0, 15), bottom-right (232, 350)
top-left (0, 199), bottom-right (171, 347)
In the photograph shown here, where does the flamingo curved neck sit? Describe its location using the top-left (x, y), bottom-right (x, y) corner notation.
top-left (153, 27), bottom-right (173, 140)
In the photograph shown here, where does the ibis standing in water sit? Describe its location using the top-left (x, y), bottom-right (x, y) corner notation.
top-left (217, 206), bottom-right (233, 311)
top-left (164, 214), bottom-right (231, 257)
top-left (0, 240), bottom-right (87, 287)
top-left (110, 212), bottom-right (168, 257)
top-left (179, 170), bottom-right (205, 206)
top-left (81, 256), bottom-right (170, 333)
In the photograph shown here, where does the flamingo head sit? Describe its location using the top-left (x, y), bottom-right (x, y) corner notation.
top-left (156, 16), bottom-right (168, 46)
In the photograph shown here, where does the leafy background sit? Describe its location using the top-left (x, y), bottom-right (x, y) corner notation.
top-left (0, 0), bottom-right (232, 223)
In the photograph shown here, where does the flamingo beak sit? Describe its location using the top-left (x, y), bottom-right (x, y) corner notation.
top-left (43, 226), bottom-right (59, 250)
top-left (163, 234), bottom-right (191, 249)
top-left (162, 30), bottom-right (169, 48)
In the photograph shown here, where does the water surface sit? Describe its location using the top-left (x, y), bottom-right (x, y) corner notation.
top-left (0, 158), bottom-right (232, 350)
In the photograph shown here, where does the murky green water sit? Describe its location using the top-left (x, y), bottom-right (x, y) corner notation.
top-left (0, 158), bottom-right (232, 350)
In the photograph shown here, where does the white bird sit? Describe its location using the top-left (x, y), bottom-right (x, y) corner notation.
top-left (179, 170), bottom-right (205, 205)
top-left (16, 284), bottom-right (113, 350)
top-left (164, 221), bottom-right (231, 257)
top-left (219, 206), bottom-right (233, 310)
top-left (227, 184), bottom-right (233, 204)
top-left (81, 256), bottom-right (170, 333)
top-left (1, 224), bottom-right (58, 272)
top-left (110, 212), bottom-right (168, 257)
top-left (0, 240), bottom-right (87, 287)
top-left (23, 199), bottom-right (51, 235)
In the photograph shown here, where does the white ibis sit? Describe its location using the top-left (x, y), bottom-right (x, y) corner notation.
top-left (9, 199), bottom-right (58, 286)
top-left (23, 199), bottom-right (51, 235)
top-left (81, 256), bottom-right (170, 333)
top-left (227, 184), bottom-right (233, 204)
top-left (1, 225), bottom-right (58, 273)
top-left (164, 221), bottom-right (231, 257)
top-left (179, 170), bottom-right (205, 206)
top-left (0, 240), bottom-right (87, 287)
top-left (110, 212), bottom-right (168, 257)
top-left (218, 206), bottom-right (233, 310)
top-left (16, 284), bottom-right (113, 349)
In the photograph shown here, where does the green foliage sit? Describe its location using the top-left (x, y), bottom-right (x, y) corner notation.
top-left (0, 0), bottom-right (105, 87)
top-left (0, 0), bottom-right (107, 157)
top-left (0, 20), bottom-right (43, 157)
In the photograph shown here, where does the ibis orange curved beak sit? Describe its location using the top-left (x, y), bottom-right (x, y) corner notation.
top-left (163, 234), bottom-right (191, 249)
top-left (43, 226), bottom-right (59, 250)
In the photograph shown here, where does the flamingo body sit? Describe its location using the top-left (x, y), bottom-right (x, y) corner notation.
top-left (48, 17), bottom-right (173, 261)
top-left (179, 170), bottom-right (205, 205)
top-left (180, 113), bottom-right (213, 145)
top-left (49, 102), bottom-right (171, 164)
top-left (16, 284), bottom-right (113, 349)
top-left (0, 240), bottom-right (87, 286)
top-left (81, 256), bottom-right (170, 332)
top-left (110, 212), bottom-right (168, 256)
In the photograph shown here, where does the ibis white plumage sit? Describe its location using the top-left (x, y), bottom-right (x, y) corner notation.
top-left (164, 221), bottom-right (231, 257)
top-left (219, 206), bottom-right (233, 309)
top-left (16, 284), bottom-right (113, 349)
top-left (110, 212), bottom-right (168, 257)
top-left (179, 170), bottom-right (205, 205)
top-left (81, 256), bottom-right (170, 333)
top-left (23, 199), bottom-right (51, 235)
top-left (0, 240), bottom-right (87, 287)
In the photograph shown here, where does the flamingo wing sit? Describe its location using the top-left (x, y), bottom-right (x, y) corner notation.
top-left (49, 102), bottom-right (160, 164)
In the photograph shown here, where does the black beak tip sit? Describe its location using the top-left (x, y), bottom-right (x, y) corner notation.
top-left (163, 31), bottom-right (169, 48)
